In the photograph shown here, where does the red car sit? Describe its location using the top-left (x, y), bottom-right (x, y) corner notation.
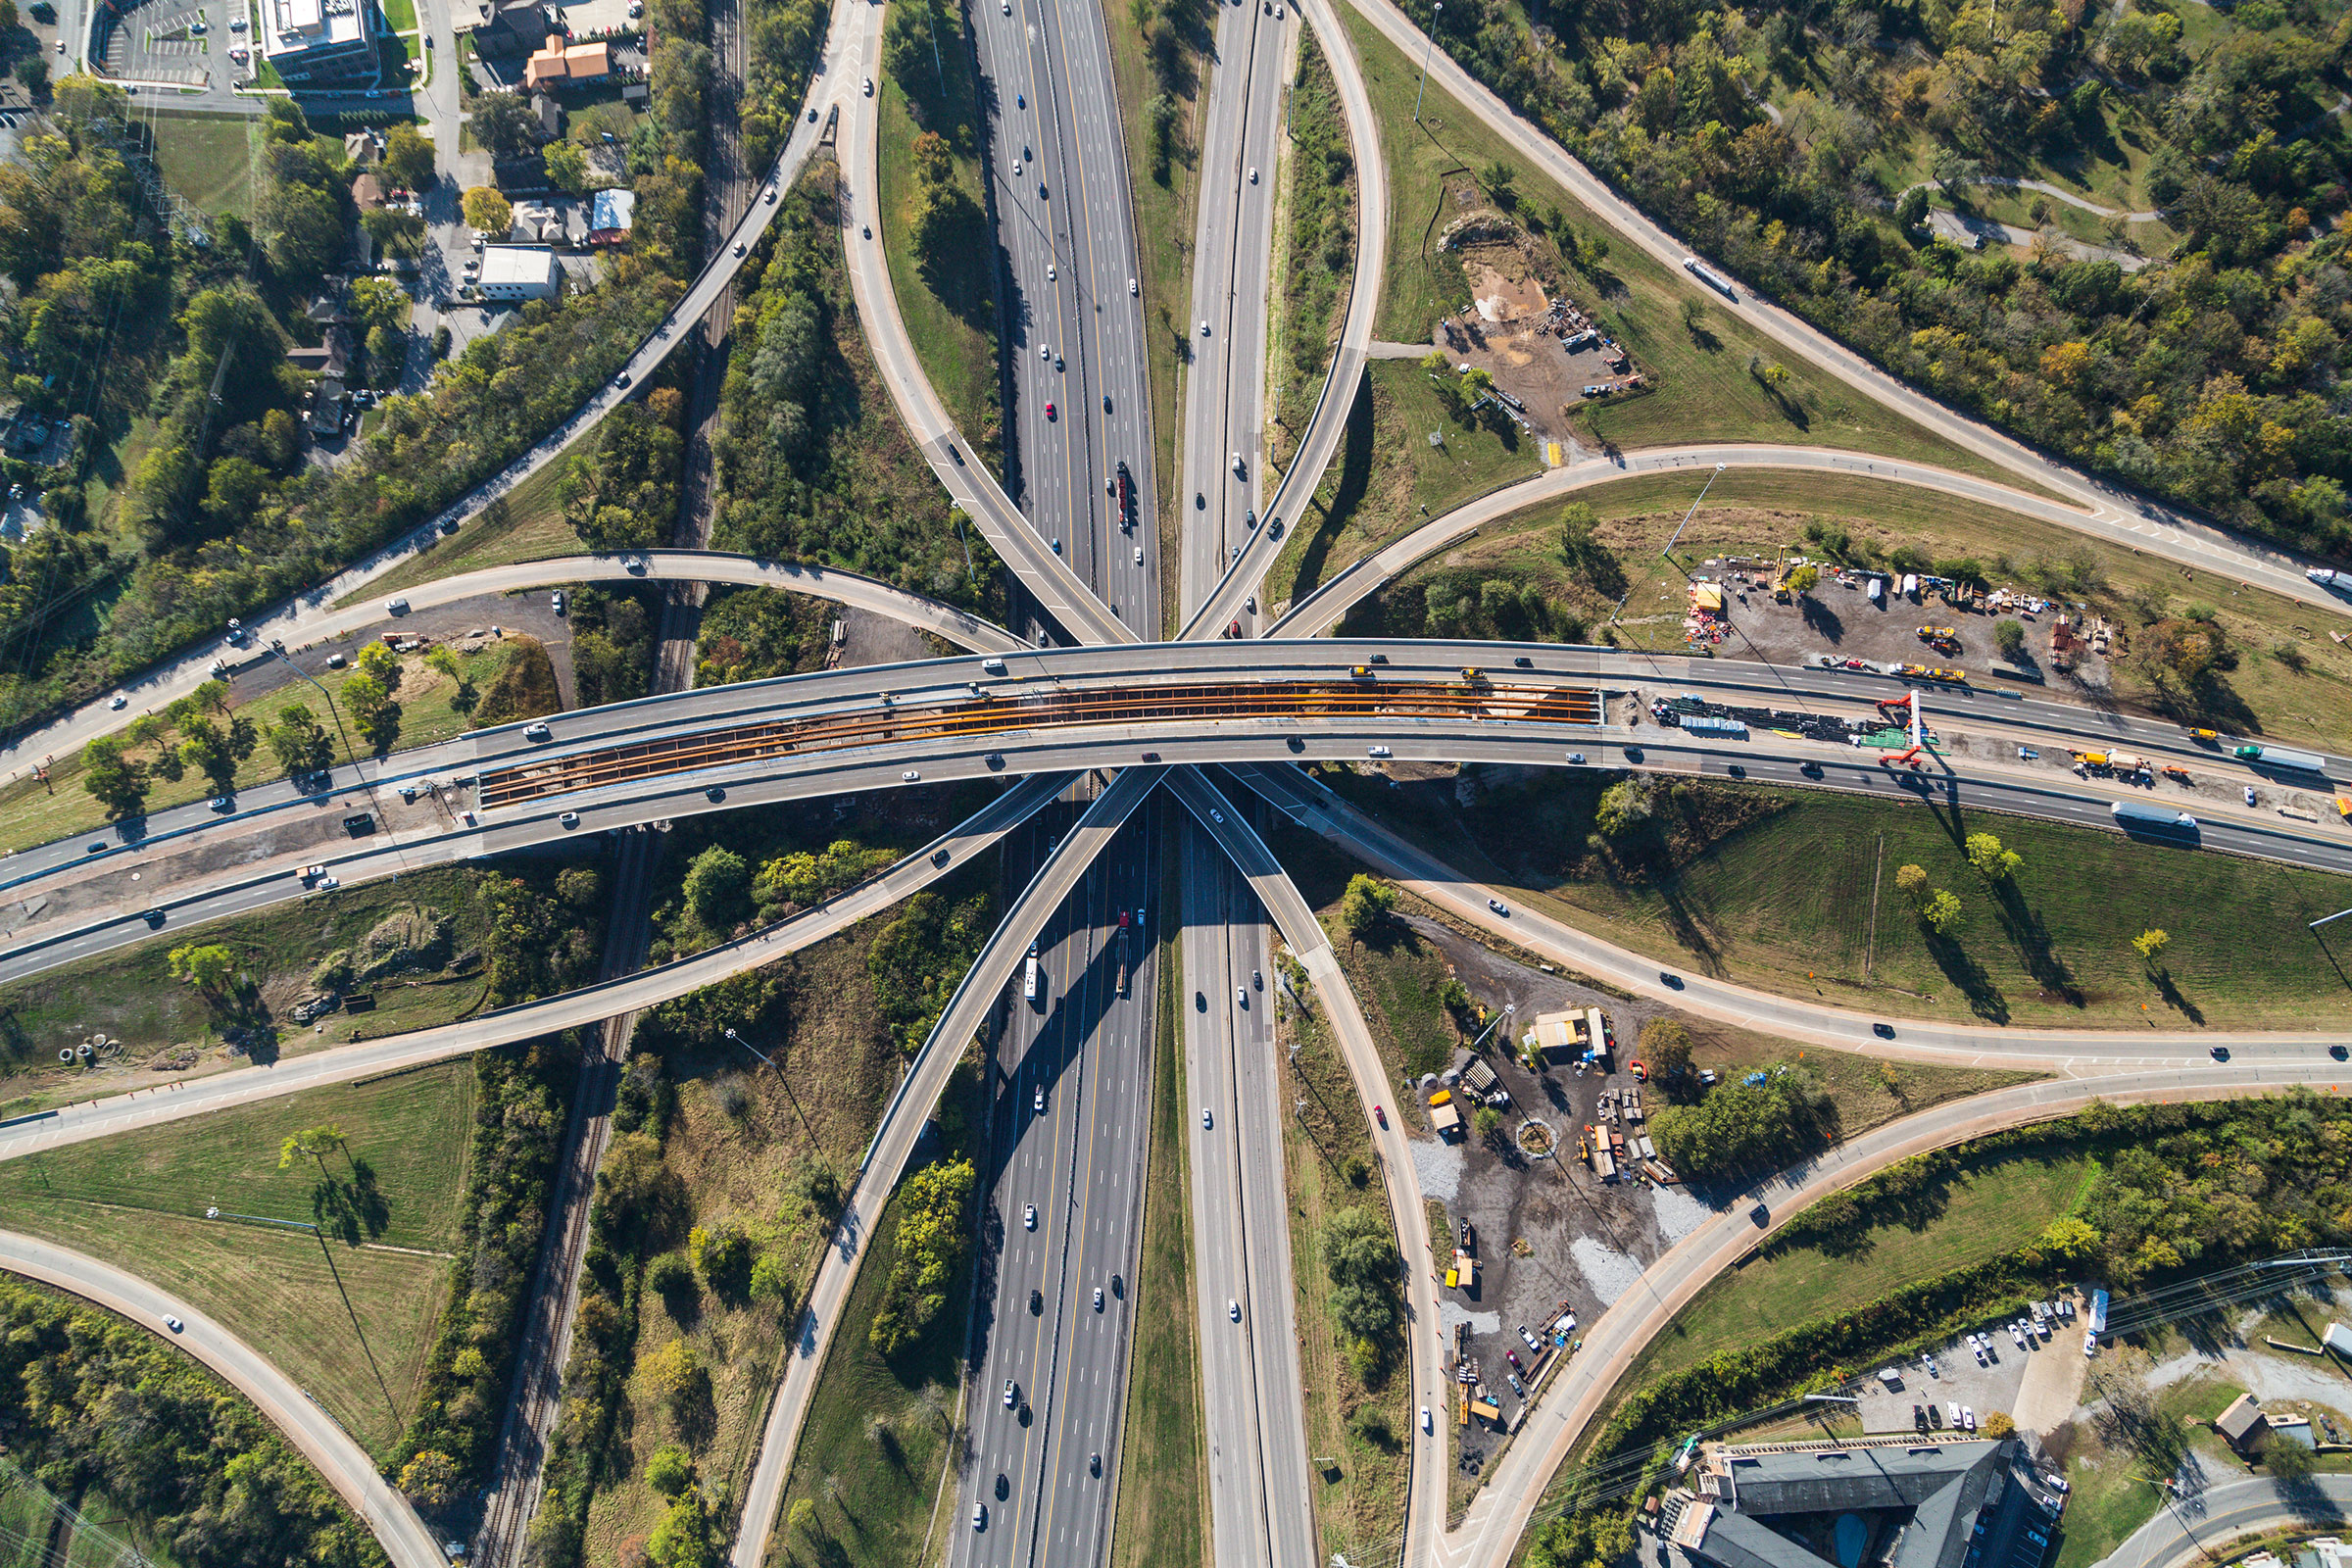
top-left (1045, 401), bottom-right (1057, 420)
top-left (1373, 1105), bottom-right (1388, 1128)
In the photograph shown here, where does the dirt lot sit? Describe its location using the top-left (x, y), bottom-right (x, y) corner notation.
top-left (1402, 231), bottom-right (1644, 454)
top-left (1400, 913), bottom-right (1736, 1489)
top-left (1678, 551), bottom-right (2106, 690)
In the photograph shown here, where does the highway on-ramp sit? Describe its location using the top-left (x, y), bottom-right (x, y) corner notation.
top-left (1272, 444), bottom-right (2352, 638)
top-left (0, 1229), bottom-right (447, 1568)
top-left (1328, 0), bottom-right (2352, 621)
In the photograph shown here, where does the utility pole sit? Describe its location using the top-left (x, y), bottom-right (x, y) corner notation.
top-left (1414, 2), bottom-right (1441, 121)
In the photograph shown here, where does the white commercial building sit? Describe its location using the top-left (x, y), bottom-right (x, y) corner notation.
top-left (261, 0), bottom-right (378, 85)
top-left (476, 245), bottom-right (561, 302)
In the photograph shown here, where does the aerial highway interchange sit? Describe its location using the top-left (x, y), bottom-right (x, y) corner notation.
top-left (4, 0), bottom-right (2352, 1565)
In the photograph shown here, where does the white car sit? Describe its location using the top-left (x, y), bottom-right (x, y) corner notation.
top-left (108, 693), bottom-right (128, 710)
top-left (861, 75), bottom-right (873, 94)
top-left (1128, 276), bottom-right (1138, 294)
top-left (2083, 1330), bottom-right (2098, 1356)
top-left (1047, 263), bottom-right (1056, 280)
top-left (974, 1504), bottom-right (988, 1531)
top-left (1094, 1287), bottom-right (1103, 1310)
top-left (1201, 1106), bottom-right (1213, 1129)
top-left (525, 722), bottom-right (552, 741)
top-left (1249, 166), bottom-right (1257, 183)
top-left (1488, 898), bottom-right (1508, 915)
top-left (1034, 1086), bottom-right (1046, 1111)
top-left (1229, 1299), bottom-right (1241, 1321)
top-left (1041, 341), bottom-right (1052, 361)
top-left (1200, 318), bottom-right (1210, 336)
top-left (1004, 1380), bottom-right (1018, 1407)
top-left (560, 811), bottom-right (581, 828)
top-left (1209, 808), bottom-right (1224, 823)
top-left (1133, 546), bottom-right (1144, 564)
top-left (1023, 1203), bottom-right (1037, 1230)
top-left (1963, 1406), bottom-right (1978, 1432)
top-left (1566, 752), bottom-right (1586, 763)
top-left (164, 1315), bottom-right (183, 1333)
top-left (2245, 785), bottom-right (2258, 806)
top-left (1368, 745), bottom-right (1392, 759)
top-left (903, 769), bottom-right (920, 782)
top-left (766, 185), bottom-right (779, 204)
top-left (1421, 1406), bottom-right (1433, 1433)
top-left (1013, 159), bottom-right (1022, 175)
top-left (1237, 985), bottom-right (1248, 1006)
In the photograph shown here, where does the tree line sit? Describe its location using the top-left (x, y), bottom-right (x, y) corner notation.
top-left (0, 1278), bottom-right (389, 1567)
top-left (1393, 0), bottom-right (2352, 560)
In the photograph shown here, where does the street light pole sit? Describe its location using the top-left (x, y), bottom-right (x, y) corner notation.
top-left (1415, 3), bottom-right (1441, 121)
top-left (266, 640), bottom-right (394, 852)
top-left (726, 1026), bottom-right (815, 1140)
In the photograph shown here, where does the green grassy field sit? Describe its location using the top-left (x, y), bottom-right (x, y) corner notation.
top-left (1624, 1148), bottom-right (2095, 1388)
top-left (1266, 358), bottom-right (1542, 611)
top-left (355, 458), bottom-right (584, 600)
top-left (761, 1064), bottom-right (985, 1568)
top-left (0, 1062), bottom-right (473, 1454)
top-left (1348, 770), bottom-right (2352, 1029)
top-left (0, 637), bottom-right (521, 856)
top-left (1336, 8), bottom-right (2026, 484)
top-left (1112, 835), bottom-right (1204, 1568)
top-left (1346, 466), bottom-right (2352, 743)
top-left (379, 0), bottom-right (417, 29)
top-left (148, 112), bottom-right (256, 219)
top-left (0, 866), bottom-right (497, 1115)
top-left (877, 19), bottom-right (999, 457)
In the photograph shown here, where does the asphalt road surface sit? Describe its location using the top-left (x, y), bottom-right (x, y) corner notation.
top-left (1170, 772), bottom-right (1317, 1567)
top-left (1183, 0), bottom-right (1390, 645)
top-left (728, 767), bottom-right (1162, 1568)
top-left (0, 1229), bottom-right (447, 1568)
top-left (971, 0), bottom-right (1159, 636)
top-left (955, 805), bottom-right (1159, 1567)
top-left (1331, 0), bottom-right (2352, 621)
top-left (1180, 0), bottom-right (1289, 628)
top-left (2091, 1475), bottom-right (2352, 1568)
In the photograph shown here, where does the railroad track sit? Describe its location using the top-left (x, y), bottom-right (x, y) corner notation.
top-left (478, 680), bottom-right (1606, 805)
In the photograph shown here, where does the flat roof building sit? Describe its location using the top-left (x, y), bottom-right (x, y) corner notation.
top-left (477, 245), bottom-right (560, 302)
top-left (261, 0), bottom-right (378, 86)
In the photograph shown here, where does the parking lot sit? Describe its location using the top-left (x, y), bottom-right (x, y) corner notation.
top-left (102, 0), bottom-right (235, 88)
top-left (1854, 1306), bottom-right (2083, 1436)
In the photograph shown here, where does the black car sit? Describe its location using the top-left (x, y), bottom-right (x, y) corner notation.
top-left (1874, 1022), bottom-right (1896, 1039)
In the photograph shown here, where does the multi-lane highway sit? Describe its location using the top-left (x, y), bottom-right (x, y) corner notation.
top-left (1179, 0), bottom-right (1292, 627)
top-left (1183, 0), bottom-right (1390, 644)
top-left (969, 0), bottom-right (1160, 634)
top-left (954, 805), bottom-right (1159, 1565)
top-left (1169, 771), bottom-right (1317, 1567)
top-left (729, 765), bottom-right (1163, 1568)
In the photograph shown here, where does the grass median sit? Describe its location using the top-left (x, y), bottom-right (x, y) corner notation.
top-left (1111, 822), bottom-right (1205, 1568)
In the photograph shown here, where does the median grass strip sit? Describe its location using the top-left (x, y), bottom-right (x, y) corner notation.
top-left (1280, 1000), bottom-right (1411, 1562)
top-left (1332, 6), bottom-right (2024, 484)
top-left (1111, 823), bottom-right (1206, 1568)
top-left (1334, 767), bottom-right (2352, 1030)
top-left (877, 4), bottom-right (1000, 460)
top-left (1102, 0), bottom-right (1213, 630)
top-left (0, 1061), bottom-right (473, 1455)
